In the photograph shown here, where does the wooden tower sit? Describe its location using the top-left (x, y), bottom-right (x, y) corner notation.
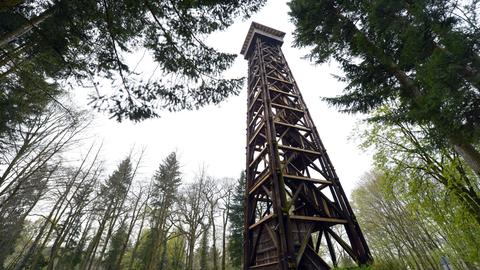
top-left (241, 22), bottom-right (372, 270)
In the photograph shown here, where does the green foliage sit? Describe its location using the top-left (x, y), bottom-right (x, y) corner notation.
top-left (146, 152), bottom-right (182, 270)
top-left (0, 0), bottom-right (266, 126)
top-left (104, 226), bottom-right (129, 270)
top-left (288, 0), bottom-right (480, 147)
top-left (152, 152), bottom-right (181, 210)
top-left (166, 233), bottom-right (186, 270)
top-left (128, 229), bottom-right (152, 270)
top-left (352, 117), bottom-right (480, 268)
top-left (101, 157), bottom-right (133, 202)
top-left (228, 171), bottom-right (245, 269)
top-left (358, 112), bottom-right (480, 223)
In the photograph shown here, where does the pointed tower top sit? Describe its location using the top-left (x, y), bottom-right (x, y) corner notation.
top-left (240, 22), bottom-right (285, 59)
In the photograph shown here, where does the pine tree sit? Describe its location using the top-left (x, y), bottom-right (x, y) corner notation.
top-left (199, 225), bottom-right (209, 270)
top-left (0, 0), bottom-right (267, 127)
top-left (83, 157), bottom-right (133, 270)
top-left (146, 152), bottom-right (182, 270)
top-left (228, 171), bottom-right (245, 269)
top-left (104, 225), bottom-right (129, 270)
top-left (288, 0), bottom-right (480, 175)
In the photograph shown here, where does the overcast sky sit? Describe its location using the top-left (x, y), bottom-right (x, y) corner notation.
top-left (77, 0), bottom-right (373, 197)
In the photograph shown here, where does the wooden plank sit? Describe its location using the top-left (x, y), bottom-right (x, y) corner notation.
top-left (249, 213), bottom-right (275, 230)
top-left (249, 147), bottom-right (267, 168)
top-left (271, 102), bottom-right (303, 113)
top-left (296, 224), bottom-right (315, 265)
top-left (248, 90), bottom-right (263, 112)
top-left (249, 171), bottom-right (272, 195)
top-left (248, 123), bottom-right (266, 146)
top-left (283, 174), bottom-right (332, 185)
top-left (269, 87), bottom-right (298, 98)
top-left (290, 215), bottom-right (348, 224)
top-left (266, 75), bottom-right (293, 85)
top-left (248, 108), bottom-right (264, 129)
top-left (278, 145), bottom-right (322, 156)
top-left (273, 120), bottom-right (311, 132)
top-left (249, 261), bottom-right (279, 269)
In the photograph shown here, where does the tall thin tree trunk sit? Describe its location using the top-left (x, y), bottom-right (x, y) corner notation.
top-left (116, 191), bottom-right (143, 269)
top-left (187, 232), bottom-right (195, 270)
top-left (0, 8), bottom-right (54, 48)
top-left (335, 7), bottom-right (480, 177)
top-left (211, 214), bottom-right (218, 270)
top-left (221, 221), bottom-right (227, 270)
top-left (159, 237), bottom-right (168, 270)
top-left (127, 198), bottom-right (149, 270)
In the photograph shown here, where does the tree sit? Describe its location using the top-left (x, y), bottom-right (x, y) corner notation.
top-left (0, 102), bottom-right (89, 270)
top-left (0, 167), bottom-right (49, 268)
top-left (219, 179), bottom-right (234, 270)
top-left (166, 231), bottom-right (186, 270)
top-left (228, 171), bottom-right (245, 269)
top-left (175, 168), bottom-right (210, 270)
top-left (288, 0), bottom-right (480, 175)
top-left (203, 176), bottom-right (222, 270)
top-left (352, 170), bottom-right (480, 269)
top-left (357, 113), bottom-right (480, 224)
top-left (0, 0), bottom-right (266, 127)
top-left (351, 111), bottom-right (480, 268)
top-left (146, 152), bottom-right (182, 270)
top-left (82, 157), bottom-right (135, 270)
top-left (0, 103), bottom-right (87, 209)
top-left (199, 224), bottom-right (210, 270)
top-left (104, 225), bottom-right (129, 270)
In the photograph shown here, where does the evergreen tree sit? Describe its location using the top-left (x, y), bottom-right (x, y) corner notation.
top-left (0, 0), bottom-right (266, 129)
top-left (104, 225), bottom-right (129, 270)
top-left (289, 0), bottom-right (480, 175)
top-left (82, 157), bottom-right (133, 270)
top-left (228, 171), bottom-right (245, 269)
top-left (146, 152), bottom-right (182, 270)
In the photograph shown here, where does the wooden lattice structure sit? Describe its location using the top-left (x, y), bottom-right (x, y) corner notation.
top-left (241, 22), bottom-right (373, 270)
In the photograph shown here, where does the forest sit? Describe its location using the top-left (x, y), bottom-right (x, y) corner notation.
top-left (1, 0), bottom-right (480, 270)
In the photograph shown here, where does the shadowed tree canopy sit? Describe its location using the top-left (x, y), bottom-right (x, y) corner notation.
top-left (0, 0), bottom-right (266, 130)
top-left (228, 171), bottom-right (244, 268)
top-left (288, 0), bottom-right (480, 175)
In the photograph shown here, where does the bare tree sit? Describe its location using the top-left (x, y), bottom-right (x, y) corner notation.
top-left (202, 176), bottom-right (224, 270)
top-left (174, 167), bottom-right (210, 270)
top-left (219, 179), bottom-right (235, 270)
top-left (0, 103), bottom-right (87, 208)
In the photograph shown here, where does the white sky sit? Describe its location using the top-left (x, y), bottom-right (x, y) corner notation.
top-left (76, 0), bottom-right (372, 197)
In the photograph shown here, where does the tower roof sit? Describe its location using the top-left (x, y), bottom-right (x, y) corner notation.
top-left (240, 22), bottom-right (285, 59)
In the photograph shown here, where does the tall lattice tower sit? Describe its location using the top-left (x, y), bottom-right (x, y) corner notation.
top-left (241, 22), bottom-right (372, 270)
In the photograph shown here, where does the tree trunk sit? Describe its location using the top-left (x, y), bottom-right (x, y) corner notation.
top-left (0, 8), bottom-right (54, 48)
top-left (159, 237), bottom-right (168, 270)
top-left (221, 220), bottom-right (227, 270)
top-left (336, 7), bottom-right (480, 177)
top-left (187, 232), bottom-right (195, 270)
top-left (211, 213), bottom-right (218, 270)
top-left (82, 203), bottom-right (112, 270)
top-left (453, 143), bottom-right (480, 177)
top-left (128, 199), bottom-right (149, 270)
top-left (115, 192), bottom-right (142, 269)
